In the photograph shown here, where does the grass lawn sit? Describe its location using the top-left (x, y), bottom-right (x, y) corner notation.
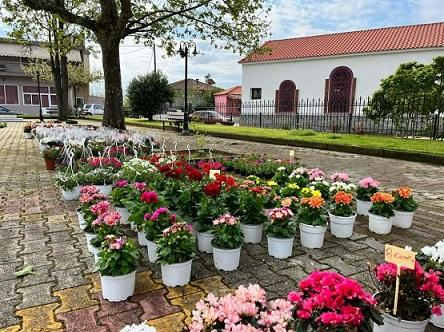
top-left (88, 116), bottom-right (444, 158)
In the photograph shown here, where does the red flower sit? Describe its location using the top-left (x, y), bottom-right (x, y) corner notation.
top-left (203, 182), bottom-right (221, 197)
top-left (187, 168), bottom-right (203, 181)
top-left (140, 191), bottom-right (159, 204)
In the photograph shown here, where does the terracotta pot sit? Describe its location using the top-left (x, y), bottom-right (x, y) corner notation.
top-left (44, 158), bottom-right (56, 170)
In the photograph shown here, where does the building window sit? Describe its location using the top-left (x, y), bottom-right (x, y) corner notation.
top-left (23, 86), bottom-right (57, 107)
top-left (76, 97), bottom-right (84, 107)
top-left (0, 85), bottom-right (19, 105)
top-left (251, 88), bottom-right (262, 100)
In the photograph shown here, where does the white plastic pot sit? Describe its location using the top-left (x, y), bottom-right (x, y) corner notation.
top-left (77, 210), bottom-right (87, 230)
top-left (146, 239), bottom-right (158, 263)
top-left (267, 236), bottom-right (294, 259)
top-left (329, 212), bottom-right (357, 238)
top-left (116, 207), bottom-right (130, 225)
top-left (393, 210), bottom-right (415, 229)
top-left (161, 260), bottom-right (192, 287)
top-left (356, 199), bottom-right (372, 216)
top-left (130, 222), bottom-right (137, 231)
top-left (84, 232), bottom-right (97, 254)
top-left (137, 231), bottom-right (148, 246)
top-left (24, 132), bottom-right (33, 139)
top-left (197, 231), bottom-right (215, 253)
top-left (240, 223), bottom-right (263, 244)
top-left (368, 213), bottom-right (393, 235)
top-left (62, 186), bottom-right (81, 201)
top-left (373, 312), bottom-right (430, 332)
top-left (100, 270), bottom-right (136, 302)
top-left (431, 304), bottom-right (444, 328)
top-left (299, 223), bottom-right (327, 249)
top-left (212, 246), bottom-right (241, 271)
top-left (97, 184), bottom-right (112, 197)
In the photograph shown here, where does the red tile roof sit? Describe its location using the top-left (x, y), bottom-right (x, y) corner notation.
top-left (214, 85), bottom-right (242, 96)
top-left (240, 22), bottom-right (444, 64)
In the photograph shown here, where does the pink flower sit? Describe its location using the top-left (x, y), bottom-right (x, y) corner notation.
top-left (102, 211), bottom-right (121, 226)
top-left (358, 177), bottom-right (380, 189)
top-left (140, 191), bottom-right (159, 204)
top-left (115, 180), bottom-right (128, 188)
top-left (133, 182), bottom-right (146, 191)
top-left (80, 185), bottom-right (99, 194)
top-left (330, 172), bottom-right (349, 182)
top-left (308, 168), bottom-right (325, 181)
top-left (213, 213), bottom-right (239, 226)
top-left (90, 201), bottom-right (111, 216)
top-left (105, 235), bottom-right (126, 250)
top-left (432, 306), bottom-right (442, 316)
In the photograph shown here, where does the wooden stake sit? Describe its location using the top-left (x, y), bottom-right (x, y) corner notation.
top-left (393, 265), bottom-right (401, 315)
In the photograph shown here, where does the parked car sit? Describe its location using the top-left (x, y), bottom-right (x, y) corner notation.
top-left (80, 104), bottom-right (104, 116)
top-left (190, 110), bottom-right (232, 124)
top-left (0, 105), bottom-right (20, 115)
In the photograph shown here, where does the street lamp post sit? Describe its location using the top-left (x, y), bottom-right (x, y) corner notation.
top-left (178, 41), bottom-right (198, 135)
top-left (36, 70), bottom-right (43, 122)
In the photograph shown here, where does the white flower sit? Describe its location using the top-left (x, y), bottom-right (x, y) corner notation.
top-left (277, 166), bottom-right (286, 171)
top-left (120, 321), bottom-right (156, 332)
top-left (421, 246), bottom-right (436, 257)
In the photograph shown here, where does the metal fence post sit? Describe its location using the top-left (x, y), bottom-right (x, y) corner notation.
top-left (432, 112), bottom-right (439, 140)
top-left (259, 112), bottom-right (262, 128)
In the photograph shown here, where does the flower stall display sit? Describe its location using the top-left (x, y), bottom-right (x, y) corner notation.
top-left (392, 187), bottom-right (418, 229)
top-left (329, 191), bottom-right (357, 238)
top-left (238, 188), bottom-right (268, 244)
top-left (187, 284), bottom-right (293, 331)
top-left (142, 207), bottom-right (176, 263)
top-left (373, 261), bottom-right (444, 332)
top-left (264, 207), bottom-right (296, 259)
top-left (368, 192), bottom-right (395, 235)
top-left (211, 214), bottom-right (244, 271)
top-left (97, 235), bottom-right (139, 302)
top-left (156, 222), bottom-right (196, 287)
top-left (418, 240), bottom-right (444, 328)
top-left (288, 271), bottom-right (382, 331)
top-left (356, 177), bottom-right (380, 216)
top-left (53, 172), bottom-right (80, 201)
top-left (109, 180), bottom-right (132, 224)
top-left (77, 186), bottom-right (107, 230)
top-left (297, 195), bottom-right (328, 249)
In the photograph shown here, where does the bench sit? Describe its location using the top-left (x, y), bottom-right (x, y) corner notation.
top-left (162, 112), bottom-right (185, 131)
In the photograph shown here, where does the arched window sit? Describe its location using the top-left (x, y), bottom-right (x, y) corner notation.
top-left (327, 66), bottom-right (354, 113)
top-left (277, 80), bottom-right (297, 113)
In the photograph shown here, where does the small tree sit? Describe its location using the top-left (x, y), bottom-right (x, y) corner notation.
top-left (127, 72), bottom-right (174, 120)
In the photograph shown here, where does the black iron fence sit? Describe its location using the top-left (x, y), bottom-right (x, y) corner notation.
top-left (161, 96), bottom-right (444, 139)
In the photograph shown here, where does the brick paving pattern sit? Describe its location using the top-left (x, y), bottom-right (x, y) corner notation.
top-left (0, 122), bottom-right (443, 331)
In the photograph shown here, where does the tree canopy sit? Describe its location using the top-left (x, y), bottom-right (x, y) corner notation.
top-left (127, 71), bottom-right (174, 120)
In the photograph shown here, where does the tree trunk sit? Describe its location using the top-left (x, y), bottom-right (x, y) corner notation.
top-left (59, 54), bottom-right (69, 121)
top-left (50, 52), bottom-right (65, 120)
top-left (99, 37), bottom-right (125, 130)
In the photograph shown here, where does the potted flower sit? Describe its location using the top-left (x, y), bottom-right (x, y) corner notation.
top-left (265, 207), bottom-right (296, 259)
top-left (157, 222), bottom-right (196, 287)
top-left (368, 192), bottom-right (395, 235)
top-left (41, 145), bottom-right (62, 170)
top-left (195, 195), bottom-right (224, 253)
top-left (141, 207), bottom-right (176, 263)
top-left (392, 187), bottom-right (418, 229)
top-left (83, 200), bottom-right (112, 256)
top-left (187, 284), bottom-right (293, 331)
top-left (23, 123), bottom-right (33, 139)
top-left (329, 191), bottom-right (357, 238)
top-left (77, 186), bottom-right (106, 230)
top-left (97, 235), bottom-right (139, 302)
top-left (288, 271), bottom-right (382, 331)
top-left (297, 195), bottom-right (327, 249)
top-left (373, 261), bottom-right (444, 332)
top-left (54, 172), bottom-right (80, 201)
top-left (109, 180), bottom-right (132, 224)
top-left (418, 240), bottom-right (444, 328)
top-left (211, 213), bottom-right (244, 271)
top-left (238, 188), bottom-right (268, 244)
top-left (356, 177), bottom-right (380, 215)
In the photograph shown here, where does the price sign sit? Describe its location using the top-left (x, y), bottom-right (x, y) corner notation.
top-left (209, 169), bottom-right (221, 179)
top-left (289, 150), bottom-right (295, 159)
top-left (384, 244), bottom-right (416, 316)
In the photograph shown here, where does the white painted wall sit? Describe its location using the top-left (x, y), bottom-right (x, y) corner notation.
top-left (241, 48), bottom-right (444, 108)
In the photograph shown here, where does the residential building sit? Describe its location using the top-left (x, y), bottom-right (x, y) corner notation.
top-left (168, 78), bottom-right (220, 105)
top-left (240, 22), bottom-right (444, 114)
top-left (0, 38), bottom-right (90, 115)
top-left (214, 85), bottom-right (242, 115)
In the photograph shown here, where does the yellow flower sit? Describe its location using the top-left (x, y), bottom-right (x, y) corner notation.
top-left (287, 183), bottom-right (299, 189)
top-left (311, 190), bottom-right (322, 197)
top-left (301, 188), bottom-right (311, 196)
top-left (267, 180), bottom-right (278, 187)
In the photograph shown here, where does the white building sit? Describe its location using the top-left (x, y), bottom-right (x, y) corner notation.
top-left (240, 22), bottom-right (444, 114)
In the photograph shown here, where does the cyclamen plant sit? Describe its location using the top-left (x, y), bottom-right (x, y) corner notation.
top-left (392, 187), bottom-right (418, 212)
top-left (211, 214), bottom-right (244, 250)
top-left (356, 177), bottom-right (380, 201)
top-left (142, 207), bottom-right (176, 242)
top-left (97, 235), bottom-right (139, 277)
top-left (374, 261), bottom-right (444, 321)
top-left (330, 191), bottom-right (355, 217)
top-left (288, 271), bottom-right (382, 331)
top-left (187, 284), bottom-right (293, 332)
top-left (297, 196), bottom-right (327, 226)
top-left (417, 240), bottom-right (444, 282)
top-left (368, 192), bottom-right (395, 218)
top-left (264, 207), bottom-right (296, 238)
top-left (156, 222), bottom-right (196, 265)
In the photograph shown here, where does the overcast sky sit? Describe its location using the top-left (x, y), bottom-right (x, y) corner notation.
top-left (1, 0), bottom-right (444, 96)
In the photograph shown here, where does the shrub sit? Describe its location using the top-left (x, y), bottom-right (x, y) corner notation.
top-left (289, 129), bottom-right (317, 136)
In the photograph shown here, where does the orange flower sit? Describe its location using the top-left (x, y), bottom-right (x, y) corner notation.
top-left (302, 196), bottom-right (324, 209)
top-left (398, 187), bottom-right (412, 199)
top-left (371, 192), bottom-right (395, 204)
top-left (281, 197), bottom-right (292, 207)
top-left (334, 191), bottom-right (353, 205)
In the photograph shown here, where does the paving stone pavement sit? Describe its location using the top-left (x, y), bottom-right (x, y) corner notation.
top-left (1, 122), bottom-right (444, 331)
